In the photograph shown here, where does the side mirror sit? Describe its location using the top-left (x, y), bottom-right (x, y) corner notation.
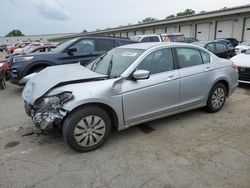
top-left (67, 47), bottom-right (77, 55)
top-left (241, 49), bottom-right (246, 53)
top-left (133, 70), bottom-right (150, 80)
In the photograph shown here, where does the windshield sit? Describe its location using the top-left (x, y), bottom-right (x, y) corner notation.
top-left (53, 38), bottom-right (78, 53)
top-left (86, 48), bottom-right (144, 78)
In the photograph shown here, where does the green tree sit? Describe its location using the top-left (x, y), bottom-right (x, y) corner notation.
top-left (166, 14), bottom-right (175, 19)
top-left (176, 9), bottom-right (195, 17)
top-left (138, 17), bottom-right (158, 24)
top-left (5, 30), bottom-right (24, 37)
top-left (82, 29), bottom-right (88, 33)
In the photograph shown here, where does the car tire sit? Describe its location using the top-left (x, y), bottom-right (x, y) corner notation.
top-left (63, 106), bottom-right (112, 152)
top-left (0, 77), bottom-right (6, 89)
top-left (205, 83), bottom-right (227, 113)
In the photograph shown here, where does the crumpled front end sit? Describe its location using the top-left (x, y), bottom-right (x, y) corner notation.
top-left (25, 92), bottom-right (73, 133)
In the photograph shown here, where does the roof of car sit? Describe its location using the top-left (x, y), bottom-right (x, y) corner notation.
top-left (118, 42), bottom-right (202, 50)
top-left (76, 36), bottom-right (134, 41)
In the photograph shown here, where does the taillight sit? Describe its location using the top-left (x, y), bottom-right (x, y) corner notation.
top-left (231, 63), bottom-right (238, 72)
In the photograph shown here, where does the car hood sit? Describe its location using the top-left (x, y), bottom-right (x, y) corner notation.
top-left (22, 63), bottom-right (108, 105)
top-left (231, 53), bottom-right (250, 68)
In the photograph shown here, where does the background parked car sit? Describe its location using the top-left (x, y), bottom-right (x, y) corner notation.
top-left (217, 39), bottom-right (235, 56)
top-left (235, 41), bottom-right (250, 55)
top-left (193, 41), bottom-right (233, 58)
top-left (0, 63), bottom-right (6, 89)
top-left (0, 60), bottom-right (9, 79)
top-left (217, 38), bottom-right (239, 47)
top-left (231, 48), bottom-right (250, 84)
top-left (29, 45), bottom-right (57, 53)
top-left (9, 37), bottom-right (136, 85)
top-left (130, 33), bottom-right (185, 43)
top-left (12, 43), bottom-right (42, 56)
top-left (7, 42), bottom-right (31, 54)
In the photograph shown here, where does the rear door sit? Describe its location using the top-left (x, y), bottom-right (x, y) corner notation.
top-left (176, 47), bottom-right (213, 108)
top-left (214, 42), bottom-right (229, 58)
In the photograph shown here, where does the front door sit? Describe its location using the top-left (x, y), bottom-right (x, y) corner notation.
top-left (59, 39), bottom-right (101, 66)
top-left (122, 48), bottom-right (180, 125)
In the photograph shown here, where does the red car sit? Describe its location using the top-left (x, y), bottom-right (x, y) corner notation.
top-left (29, 45), bottom-right (57, 53)
top-left (0, 61), bottom-right (8, 89)
top-left (7, 42), bottom-right (31, 54)
top-left (0, 60), bottom-right (9, 78)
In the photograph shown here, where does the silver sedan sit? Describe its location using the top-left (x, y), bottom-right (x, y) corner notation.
top-left (22, 42), bottom-right (238, 152)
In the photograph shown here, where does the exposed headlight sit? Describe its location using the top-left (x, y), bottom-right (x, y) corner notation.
top-left (13, 56), bottom-right (34, 64)
top-left (34, 92), bottom-right (73, 110)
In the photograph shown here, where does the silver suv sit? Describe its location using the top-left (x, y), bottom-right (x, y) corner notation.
top-left (22, 43), bottom-right (238, 152)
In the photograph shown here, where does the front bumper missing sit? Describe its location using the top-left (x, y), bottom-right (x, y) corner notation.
top-left (25, 101), bottom-right (67, 133)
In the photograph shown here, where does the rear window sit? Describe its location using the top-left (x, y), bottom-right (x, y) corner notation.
top-left (96, 39), bottom-right (117, 51)
top-left (200, 50), bottom-right (210, 63)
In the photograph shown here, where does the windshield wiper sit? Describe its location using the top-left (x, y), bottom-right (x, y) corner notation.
top-left (106, 55), bottom-right (113, 78)
top-left (91, 53), bottom-right (107, 71)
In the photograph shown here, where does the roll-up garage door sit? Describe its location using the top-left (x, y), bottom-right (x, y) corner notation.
top-left (196, 23), bottom-right (210, 41)
top-left (243, 18), bottom-right (250, 41)
top-left (216, 20), bottom-right (233, 38)
top-left (180, 25), bottom-right (192, 37)
top-left (121, 32), bottom-right (127, 37)
top-left (144, 29), bottom-right (154, 34)
top-left (128, 31), bottom-right (135, 37)
top-left (166, 27), bottom-right (176, 33)
top-left (136, 30), bottom-right (143, 35)
top-left (155, 27), bottom-right (165, 34)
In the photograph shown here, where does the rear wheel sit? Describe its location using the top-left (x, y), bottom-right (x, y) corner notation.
top-left (205, 83), bottom-right (227, 113)
top-left (63, 106), bottom-right (111, 152)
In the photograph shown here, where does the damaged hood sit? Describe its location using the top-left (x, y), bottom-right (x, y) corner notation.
top-left (22, 63), bottom-right (107, 105)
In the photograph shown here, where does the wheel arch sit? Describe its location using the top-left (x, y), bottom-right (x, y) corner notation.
top-left (23, 61), bottom-right (54, 76)
top-left (66, 102), bottom-right (119, 131)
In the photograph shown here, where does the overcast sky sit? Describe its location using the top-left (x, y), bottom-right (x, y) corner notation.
top-left (0, 0), bottom-right (249, 36)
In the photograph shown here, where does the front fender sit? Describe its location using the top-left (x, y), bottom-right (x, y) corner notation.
top-left (63, 96), bottom-right (126, 130)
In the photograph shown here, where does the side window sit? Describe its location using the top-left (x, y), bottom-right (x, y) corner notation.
top-left (96, 39), bottom-right (116, 51)
top-left (176, 48), bottom-right (203, 68)
top-left (200, 50), bottom-right (210, 63)
top-left (150, 37), bottom-right (160, 42)
top-left (215, 42), bottom-right (227, 52)
top-left (141, 37), bottom-right (151, 43)
top-left (71, 39), bottom-right (95, 52)
top-left (137, 48), bottom-right (173, 74)
top-left (206, 43), bottom-right (215, 53)
top-left (39, 48), bottom-right (46, 52)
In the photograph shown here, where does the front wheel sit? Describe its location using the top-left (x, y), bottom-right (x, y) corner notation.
top-left (63, 106), bottom-right (111, 152)
top-left (205, 83), bottom-right (227, 113)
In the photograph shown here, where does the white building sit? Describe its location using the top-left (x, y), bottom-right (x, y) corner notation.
top-left (49, 5), bottom-right (250, 42)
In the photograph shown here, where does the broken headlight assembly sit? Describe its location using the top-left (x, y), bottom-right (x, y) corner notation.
top-left (32, 91), bottom-right (73, 132)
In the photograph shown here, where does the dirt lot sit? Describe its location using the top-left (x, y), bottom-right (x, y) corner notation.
top-left (0, 77), bottom-right (250, 187)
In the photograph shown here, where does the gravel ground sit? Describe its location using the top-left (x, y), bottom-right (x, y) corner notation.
top-left (0, 64), bottom-right (250, 187)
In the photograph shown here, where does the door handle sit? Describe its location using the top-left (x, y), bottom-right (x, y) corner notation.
top-left (167, 75), bottom-right (176, 80)
top-left (205, 67), bottom-right (212, 71)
